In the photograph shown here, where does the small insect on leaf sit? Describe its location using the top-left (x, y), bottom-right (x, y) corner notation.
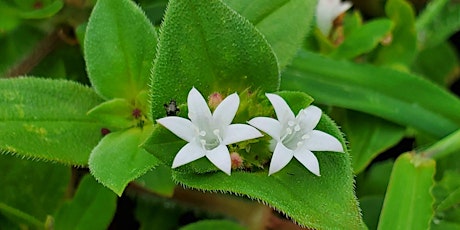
top-left (164, 100), bottom-right (180, 116)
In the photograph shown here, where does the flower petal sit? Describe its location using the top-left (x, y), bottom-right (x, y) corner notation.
top-left (304, 130), bottom-right (344, 152)
top-left (298, 105), bottom-right (322, 132)
top-left (268, 142), bottom-right (294, 176)
top-left (266, 93), bottom-right (295, 124)
top-left (172, 142), bottom-right (206, 168)
top-left (294, 148), bottom-right (320, 176)
top-left (248, 117), bottom-right (281, 141)
top-left (188, 87), bottom-right (212, 123)
top-left (213, 93), bottom-right (239, 126)
top-left (222, 124), bottom-right (263, 145)
top-left (206, 144), bottom-right (231, 175)
top-left (157, 117), bottom-right (196, 142)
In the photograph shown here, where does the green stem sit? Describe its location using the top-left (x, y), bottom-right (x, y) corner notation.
top-left (0, 202), bottom-right (44, 228)
top-left (422, 129), bottom-right (460, 160)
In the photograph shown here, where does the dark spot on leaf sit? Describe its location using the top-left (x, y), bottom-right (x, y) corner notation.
top-left (132, 108), bottom-right (142, 119)
top-left (101, 128), bottom-right (111, 136)
top-left (33, 1), bottom-right (43, 9)
top-left (164, 100), bottom-right (180, 116)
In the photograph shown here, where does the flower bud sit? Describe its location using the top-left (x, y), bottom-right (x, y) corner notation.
top-left (208, 92), bottom-right (223, 110)
top-left (230, 152), bottom-right (244, 169)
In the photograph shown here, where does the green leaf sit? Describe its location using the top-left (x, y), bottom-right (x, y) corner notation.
top-left (416, 0), bottom-right (460, 48)
top-left (85, 0), bottom-right (158, 100)
top-left (338, 110), bottom-right (405, 173)
top-left (411, 42), bottom-right (459, 86)
top-left (378, 153), bottom-right (435, 230)
top-left (180, 220), bottom-right (246, 230)
top-left (359, 196), bottom-right (384, 230)
top-left (432, 171), bottom-right (460, 229)
top-left (54, 175), bottom-right (117, 230)
top-left (173, 115), bottom-right (365, 229)
top-left (330, 19), bottom-right (393, 59)
top-left (281, 50), bottom-right (460, 138)
top-left (356, 160), bottom-right (394, 197)
top-left (87, 98), bottom-right (137, 130)
top-left (373, 0), bottom-right (417, 68)
top-left (19, 0), bottom-right (63, 19)
top-left (135, 164), bottom-right (176, 197)
top-left (151, 0), bottom-right (279, 119)
top-left (89, 127), bottom-right (160, 196)
top-left (223, 0), bottom-right (317, 70)
top-left (0, 154), bottom-right (70, 228)
top-left (0, 77), bottom-right (104, 165)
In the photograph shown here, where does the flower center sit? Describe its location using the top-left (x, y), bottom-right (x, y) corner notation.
top-left (198, 128), bottom-right (223, 150)
top-left (280, 119), bottom-right (309, 150)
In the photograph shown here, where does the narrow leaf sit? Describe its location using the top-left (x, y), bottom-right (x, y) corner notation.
top-left (89, 127), bottom-right (160, 195)
top-left (0, 77), bottom-right (104, 165)
top-left (378, 153), bottom-right (435, 230)
top-left (54, 175), bottom-right (117, 230)
top-left (85, 0), bottom-right (158, 100)
top-left (223, 0), bottom-right (317, 69)
top-left (282, 50), bottom-right (460, 138)
top-left (151, 0), bottom-right (279, 119)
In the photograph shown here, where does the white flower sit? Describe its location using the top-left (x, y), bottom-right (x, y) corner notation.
top-left (316, 0), bottom-right (352, 36)
top-left (157, 87), bottom-right (262, 175)
top-left (248, 94), bottom-right (344, 176)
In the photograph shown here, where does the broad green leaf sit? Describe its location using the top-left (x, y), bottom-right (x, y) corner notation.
top-left (0, 154), bottom-right (70, 228)
top-left (173, 115), bottom-right (365, 229)
top-left (412, 42), bottom-right (459, 86)
top-left (180, 220), bottom-right (246, 230)
top-left (416, 0), bottom-right (460, 48)
top-left (89, 127), bottom-right (160, 196)
top-left (373, 0), bottom-right (417, 68)
top-left (19, 0), bottom-right (63, 19)
top-left (330, 19), bottom-right (393, 60)
top-left (151, 0), bottom-right (279, 119)
top-left (281, 50), bottom-right (460, 138)
top-left (378, 153), bottom-right (435, 230)
top-left (135, 199), bottom-right (183, 230)
top-left (0, 77), bottom-right (104, 165)
top-left (54, 175), bottom-right (117, 230)
top-left (135, 164), bottom-right (176, 197)
top-left (223, 0), bottom-right (317, 70)
top-left (85, 0), bottom-right (158, 100)
top-left (338, 110), bottom-right (404, 173)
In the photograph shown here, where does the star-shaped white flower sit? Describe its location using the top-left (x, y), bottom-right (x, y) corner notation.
top-left (248, 94), bottom-right (344, 176)
top-left (157, 87), bottom-right (262, 175)
top-left (316, 0), bottom-right (352, 36)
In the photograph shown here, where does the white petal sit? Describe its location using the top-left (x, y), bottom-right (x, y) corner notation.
top-left (333, 1), bottom-right (352, 18)
top-left (172, 142), bottom-right (206, 168)
top-left (206, 144), bottom-right (231, 175)
top-left (157, 117), bottom-right (196, 142)
top-left (222, 124), bottom-right (263, 145)
top-left (268, 142), bottom-right (294, 176)
top-left (298, 105), bottom-right (322, 132)
top-left (188, 87), bottom-right (212, 123)
top-left (304, 130), bottom-right (344, 152)
top-left (248, 117), bottom-right (281, 141)
top-left (266, 93), bottom-right (295, 124)
top-left (294, 148), bottom-right (320, 176)
top-left (213, 93), bottom-right (239, 126)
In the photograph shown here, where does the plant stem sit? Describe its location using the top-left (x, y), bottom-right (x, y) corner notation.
top-left (0, 202), bottom-right (44, 228)
top-left (422, 129), bottom-right (460, 160)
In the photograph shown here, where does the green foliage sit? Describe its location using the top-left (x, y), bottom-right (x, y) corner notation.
top-left (54, 175), bottom-right (117, 230)
top-left (282, 50), bottom-right (460, 138)
top-left (89, 127), bottom-right (159, 196)
top-left (432, 171), bottom-right (460, 229)
top-left (85, 0), bottom-right (158, 100)
top-left (223, 0), bottom-right (317, 70)
top-left (378, 153), bottom-right (435, 230)
top-left (151, 0), bottom-right (279, 119)
top-left (173, 115), bottom-right (364, 229)
top-left (0, 77), bottom-right (104, 165)
top-left (0, 154), bottom-right (70, 228)
top-left (180, 220), bottom-right (246, 230)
